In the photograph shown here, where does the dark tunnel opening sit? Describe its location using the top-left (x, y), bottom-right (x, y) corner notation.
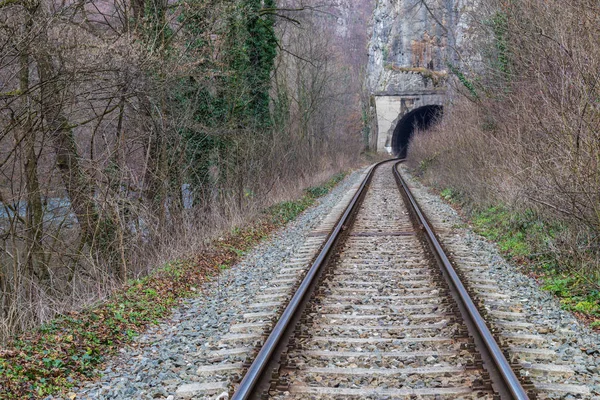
top-left (392, 105), bottom-right (443, 158)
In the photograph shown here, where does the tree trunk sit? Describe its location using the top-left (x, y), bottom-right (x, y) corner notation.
top-left (35, 41), bottom-right (100, 248)
top-left (131, 0), bottom-right (145, 28)
top-left (20, 14), bottom-right (47, 282)
top-left (140, 95), bottom-right (167, 225)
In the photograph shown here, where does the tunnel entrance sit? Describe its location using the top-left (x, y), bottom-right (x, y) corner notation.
top-left (391, 105), bottom-right (443, 158)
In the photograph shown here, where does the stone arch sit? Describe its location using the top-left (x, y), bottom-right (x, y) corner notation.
top-left (373, 92), bottom-right (445, 153)
top-left (391, 104), bottom-right (443, 158)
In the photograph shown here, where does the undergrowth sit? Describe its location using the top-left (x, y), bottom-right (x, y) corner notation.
top-left (438, 188), bottom-right (600, 328)
top-left (268, 172), bottom-right (346, 224)
top-left (0, 172), bottom-right (347, 399)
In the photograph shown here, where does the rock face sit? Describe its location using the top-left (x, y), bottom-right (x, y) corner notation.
top-left (366, 0), bottom-right (475, 152)
top-left (367, 0), bottom-right (462, 93)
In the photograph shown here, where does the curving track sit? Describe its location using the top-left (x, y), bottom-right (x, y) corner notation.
top-left (232, 161), bottom-right (530, 400)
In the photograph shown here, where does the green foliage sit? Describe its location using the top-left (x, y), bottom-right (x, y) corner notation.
top-left (268, 172), bottom-right (347, 224)
top-left (307, 173), bottom-right (346, 197)
top-left (543, 277), bottom-right (600, 317)
top-left (440, 188), bottom-right (456, 201)
top-left (446, 62), bottom-right (478, 99)
top-left (273, 84), bottom-right (291, 131)
top-left (468, 203), bottom-right (600, 323)
top-left (542, 276), bottom-right (574, 297)
top-left (471, 205), bottom-right (548, 259)
top-left (142, 0), bottom-right (174, 52)
top-left (306, 186), bottom-right (329, 198)
top-left (175, 0), bottom-right (279, 196)
top-left (573, 300), bottom-right (599, 315)
top-left (238, 0), bottom-right (278, 126)
top-left (269, 199), bottom-right (314, 224)
top-left (182, 131), bottom-right (232, 197)
top-left (488, 12), bottom-right (511, 78)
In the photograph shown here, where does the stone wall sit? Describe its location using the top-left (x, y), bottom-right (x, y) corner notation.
top-left (374, 92), bottom-right (445, 152)
top-left (367, 0), bottom-right (475, 152)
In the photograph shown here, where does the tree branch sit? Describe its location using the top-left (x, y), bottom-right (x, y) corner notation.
top-left (0, 89), bottom-right (23, 98)
top-left (277, 43), bottom-right (317, 67)
top-left (414, 0), bottom-right (448, 33)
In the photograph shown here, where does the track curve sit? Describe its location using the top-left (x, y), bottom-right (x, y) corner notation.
top-left (232, 160), bottom-right (529, 400)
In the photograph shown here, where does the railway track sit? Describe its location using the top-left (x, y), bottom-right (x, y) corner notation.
top-left (75, 160), bottom-right (597, 399)
top-left (397, 165), bottom-right (594, 399)
top-left (230, 160), bottom-right (529, 400)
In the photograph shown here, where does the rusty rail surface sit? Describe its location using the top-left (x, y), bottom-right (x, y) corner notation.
top-left (231, 160), bottom-right (529, 400)
top-left (393, 161), bottom-right (528, 400)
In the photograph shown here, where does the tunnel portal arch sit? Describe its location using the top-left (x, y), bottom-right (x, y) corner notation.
top-left (372, 92), bottom-right (445, 154)
top-left (391, 105), bottom-right (443, 158)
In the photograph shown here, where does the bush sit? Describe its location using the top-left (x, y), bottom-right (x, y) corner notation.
top-left (408, 0), bottom-right (600, 311)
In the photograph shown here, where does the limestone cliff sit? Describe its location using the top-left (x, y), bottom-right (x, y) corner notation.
top-left (366, 0), bottom-right (477, 152)
top-left (367, 0), bottom-right (475, 94)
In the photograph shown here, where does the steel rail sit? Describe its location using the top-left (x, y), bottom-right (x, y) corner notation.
top-left (232, 159), bottom-right (390, 400)
top-left (393, 161), bottom-right (529, 400)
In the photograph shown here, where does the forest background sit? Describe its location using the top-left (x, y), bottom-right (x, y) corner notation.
top-left (0, 0), bottom-right (373, 340)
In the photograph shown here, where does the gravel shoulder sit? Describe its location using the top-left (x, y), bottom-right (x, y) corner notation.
top-left (67, 168), bottom-right (368, 400)
top-left (399, 164), bottom-right (600, 399)
top-left (62, 164), bottom-right (600, 400)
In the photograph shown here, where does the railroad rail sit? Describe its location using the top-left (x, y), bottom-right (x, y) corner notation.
top-left (229, 160), bottom-right (530, 399)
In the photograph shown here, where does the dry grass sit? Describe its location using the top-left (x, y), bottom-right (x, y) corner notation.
top-left (407, 0), bottom-right (600, 320)
top-left (411, 0), bottom-right (600, 236)
top-left (0, 0), bottom-right (366, 342)
top-left (0, 170), bottom-right (352, 398)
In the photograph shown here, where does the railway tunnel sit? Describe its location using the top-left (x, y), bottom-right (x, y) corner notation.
top-left (391, 104), bottom-right (443, 158)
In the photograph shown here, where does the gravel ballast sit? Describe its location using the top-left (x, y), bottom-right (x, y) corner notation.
top-left (60, 163), bottom-right (600, 400)
top-left (66, 169), bottom-right (368, 400)
top-left (272, 163), bottom-right (492, 399)
top-left (399, 164), bottom-right (600, 399)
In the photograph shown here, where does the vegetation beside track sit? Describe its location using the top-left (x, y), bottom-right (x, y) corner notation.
top-left (405, 0), bottom-right (600, 332)
top-left (437, 188), bottom-right (600, 329)
top-left (0, 172), bottom-right (346, 399)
